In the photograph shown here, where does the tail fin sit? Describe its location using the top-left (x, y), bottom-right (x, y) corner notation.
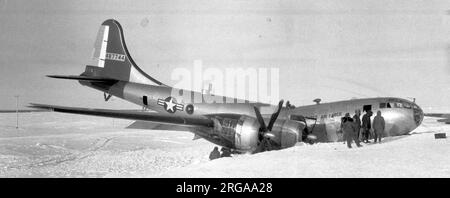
top-left (88, 19), bottom-right (165, 86)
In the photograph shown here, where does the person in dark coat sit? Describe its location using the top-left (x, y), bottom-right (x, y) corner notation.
top-left (372, 110), bottom-right (385, 143)
top-left (342, 115), bottom-right (362, 148)
top-left (209, 147), bottom-right (221, 160)
top-left (340, 113), bottom-right (351, 142)
top-left (353, 110), bottom-right (362, 141)
top-left (361, 110), bottom-right (373, 143)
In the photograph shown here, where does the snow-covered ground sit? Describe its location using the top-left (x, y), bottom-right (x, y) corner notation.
top-left (0, 112), bottom-right (449, 177)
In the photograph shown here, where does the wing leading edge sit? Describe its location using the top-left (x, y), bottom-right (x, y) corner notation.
top-left (29, 103), bottom-right (214, 128)
top-left (424, 113), bottom-right (450, 124)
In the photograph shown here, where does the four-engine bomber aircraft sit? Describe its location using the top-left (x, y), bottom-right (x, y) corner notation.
top-left (30, 19), bottom-right (425, 154)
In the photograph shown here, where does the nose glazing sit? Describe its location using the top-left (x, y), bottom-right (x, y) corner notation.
top-left (413, 104), bottom-right (424, 126)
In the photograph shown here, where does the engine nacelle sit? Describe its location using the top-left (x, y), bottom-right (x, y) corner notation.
top-left (211, 115), bottom-right (306, 152)
top-left (233, 116), bottom-right (260, 152)
top-left (268, 119), bottom-right (305, 148)
top-left (211, 115), bottom-right (260, 152)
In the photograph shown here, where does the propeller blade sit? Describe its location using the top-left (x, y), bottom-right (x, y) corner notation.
top-left (267, 100), bottom-right (284, 131)
top-left (253, 106), bottom-right (268, 132)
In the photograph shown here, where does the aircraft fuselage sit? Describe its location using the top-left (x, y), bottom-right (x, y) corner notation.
top-left (82, 77), bottom-right (424, 144)
top-left (289, 98), bottom-right (424, 142)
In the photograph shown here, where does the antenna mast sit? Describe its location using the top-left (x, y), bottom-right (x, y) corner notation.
top-left (14, 95), bottom-right (19, 129)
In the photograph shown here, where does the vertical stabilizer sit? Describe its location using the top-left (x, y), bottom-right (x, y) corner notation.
top-left (90, 19), bottom-right (165, 86)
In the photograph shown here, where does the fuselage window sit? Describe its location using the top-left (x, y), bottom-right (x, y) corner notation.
top-left (143, 96), bottom-right (148, 106)
top-left (394, 102), bottom-right (403, 108)
top-left (387, 103), bottom-right (393, 108)
top-left (380, 103), bottom-right (386, 108)
top-left (403, 103), bottom-right (411, 109)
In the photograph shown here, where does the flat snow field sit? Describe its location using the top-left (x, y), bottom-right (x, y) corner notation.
top-left (0, 112), bottom-right (449, 177)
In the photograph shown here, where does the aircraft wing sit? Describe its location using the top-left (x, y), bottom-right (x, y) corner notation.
top-left (424, 113), bottom-right (450, 124)
top-left (29, 103), bottom-right (214, 128)
top-left (126, 120), bottom-right (196, 132)
top-left (0, 109), bottom-right (50, 113)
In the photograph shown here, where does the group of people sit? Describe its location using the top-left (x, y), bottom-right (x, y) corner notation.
top-left (341, 109), bottom-right (385, 149)
top-left (209, 147), bottom-right (232, 160)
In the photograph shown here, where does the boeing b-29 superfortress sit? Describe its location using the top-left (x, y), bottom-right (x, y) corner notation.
top-left (30, 19), bottom-right (425, 154)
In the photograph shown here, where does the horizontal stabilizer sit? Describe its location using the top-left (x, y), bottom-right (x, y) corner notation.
top-left (47, 75), bottom-right (118, 83)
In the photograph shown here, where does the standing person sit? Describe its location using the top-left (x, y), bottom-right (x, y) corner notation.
top-left (340, 113), bottom-right (351, 142)
top-left (353, 110), bottom-right (362, 141)
top-left (342, 114), bottom-right (362, 148)
top-left (373, 111), bottom-right (385, 143)
top-left (361, 110), bottom-right (373, 143)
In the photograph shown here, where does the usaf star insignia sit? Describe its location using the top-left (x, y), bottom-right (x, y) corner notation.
top-left (157, 97), bottom-right (184, 113)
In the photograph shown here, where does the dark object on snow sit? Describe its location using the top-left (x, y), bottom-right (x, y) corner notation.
top-left (209, 147), bottom-right (221, 160)
top-left (220, 147), bottom-right (231, 157)
top-left (434, 133), bottom-right (447, 139)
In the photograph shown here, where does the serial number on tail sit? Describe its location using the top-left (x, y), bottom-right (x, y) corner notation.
top-left (105, 53), bottom-right (126, 62)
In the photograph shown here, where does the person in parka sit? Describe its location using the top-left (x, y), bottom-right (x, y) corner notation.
top-left (342, 113), bottom-right (362, 148)
top-left (361, 110), bottom-right (373, 143)
top-left (353, 109), bottom-right (362, 141)
top-left (209, 147), bottom-right (221, 160)
top-left (340, 113), bottom-right (351, 142)
top-left (372, 110), bottom-right (385, 143)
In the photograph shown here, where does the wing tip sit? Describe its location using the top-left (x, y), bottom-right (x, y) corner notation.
top-left (28, 103), bottom-right (53, 110)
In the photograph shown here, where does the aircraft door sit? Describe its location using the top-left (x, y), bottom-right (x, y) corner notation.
top-left (143, 96), bottom-right (148, 106)
top-left (363, 105), bottom-right (372, 113)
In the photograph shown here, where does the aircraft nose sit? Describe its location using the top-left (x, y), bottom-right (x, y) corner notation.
top-left (413, 105), bottom-right (424, 126)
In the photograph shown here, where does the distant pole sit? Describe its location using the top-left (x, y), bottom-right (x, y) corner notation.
top-left (14, 95), bottom-right (19, 129)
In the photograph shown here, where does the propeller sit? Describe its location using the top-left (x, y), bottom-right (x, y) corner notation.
top-left (267, 100), bottom-right (284, 131)
top-left (253, 100), bottom-right (284, 152)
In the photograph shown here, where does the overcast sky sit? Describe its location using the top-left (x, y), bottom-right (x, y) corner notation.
top-left (0, 0), bottom-right (449, 112)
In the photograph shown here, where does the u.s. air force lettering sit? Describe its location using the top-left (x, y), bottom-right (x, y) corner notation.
top-left (157, 97), bottom-right (184, 113)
